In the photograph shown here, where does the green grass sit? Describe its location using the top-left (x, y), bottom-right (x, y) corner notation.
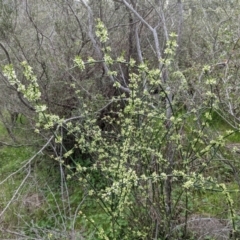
top-left (207, 110), bottom-right (240, 142)
top-left (191, 185), bottom-right (240, 218)
top-left (0, 146), bottom-right (34, 175)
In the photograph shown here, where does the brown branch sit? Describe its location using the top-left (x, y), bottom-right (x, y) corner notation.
top-left (0, 42), bottom-right (11, 64)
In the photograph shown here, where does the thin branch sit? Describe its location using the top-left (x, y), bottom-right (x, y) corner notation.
top-left (176, 0), bottom-right (183, 56)
top-left (0, 165), bottom-right (31, 218)
top-left (80, 0), bottom-right (130, 94)
top-left (0, 42), bottom-right (11, 64)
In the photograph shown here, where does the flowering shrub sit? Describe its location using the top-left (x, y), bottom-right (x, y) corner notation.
top-left (3, 20), bottom-right (240, 239)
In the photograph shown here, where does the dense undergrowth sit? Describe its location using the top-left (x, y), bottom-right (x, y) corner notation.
top-left (1, 19), bottom-right (240, 240)
top-left (1, 76), bottom-right (240, 240)
top-left (1, 112), bottom-right (240, 240)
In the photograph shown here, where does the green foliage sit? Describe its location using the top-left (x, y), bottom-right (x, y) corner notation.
top-left (3, 68), bottom-right (232, 238)
top-left (2, 17), bottom-right (240, 240)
